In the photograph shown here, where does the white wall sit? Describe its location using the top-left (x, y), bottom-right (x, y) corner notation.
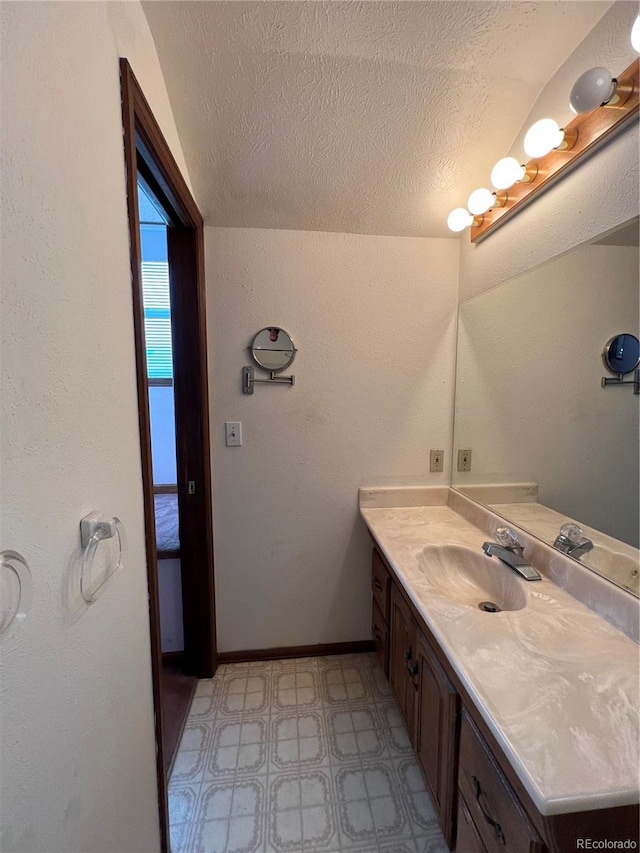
top-left (454, 244), bottom-right (639, 547)
top-left (0, 3), bottom-right (191, 851)
top-left (207, 228), bottom-right (459, 652)
top-left (158, 559), bottom-right (184, 653)
top-left (459, 2), bottom-right (639, 302)
top-left (149, 386), bottom-right (177, 484)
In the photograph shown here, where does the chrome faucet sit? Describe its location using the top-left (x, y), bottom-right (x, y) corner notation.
top-left (482, 527), bottom-right (542, 581)
top-left (553, 523), bottom-right (593, 559)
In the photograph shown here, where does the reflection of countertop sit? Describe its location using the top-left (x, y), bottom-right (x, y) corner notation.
top-left (490, 501), bottom-right (639, 594)
top-left (360, 497), bottom-right (639, 817)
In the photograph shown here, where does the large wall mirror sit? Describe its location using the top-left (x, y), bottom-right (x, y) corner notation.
top-left (453, 216), bottom-right (639, 597)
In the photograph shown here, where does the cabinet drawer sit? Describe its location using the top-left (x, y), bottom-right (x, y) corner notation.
top-left (457, 794), bottom-right (488, 853)
top-left (459, 713), bottom-right (545, 853)
top-left (372, 548), bottom-right (391, 622)
top-left (371, 598), bottom-right (389, 675)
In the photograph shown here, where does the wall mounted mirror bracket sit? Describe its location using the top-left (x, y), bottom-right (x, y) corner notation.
top-left (601, 333), bottom-right (640, 394)
top-left (242, 366), bottom-right (295, 394)
top-left (242, 326), bottom-right (297, 394)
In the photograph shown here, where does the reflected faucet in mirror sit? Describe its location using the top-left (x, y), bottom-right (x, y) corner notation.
top-left (553, 523), bottom-right (594, 559)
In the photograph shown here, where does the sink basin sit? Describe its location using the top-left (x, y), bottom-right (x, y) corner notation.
top-left (417, 545), bottom-right (527, 612)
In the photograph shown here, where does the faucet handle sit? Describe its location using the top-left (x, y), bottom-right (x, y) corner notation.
top-left (558, 523), bottom-right (583, 543)
top-left (495, 526), bottom-right (522, 551)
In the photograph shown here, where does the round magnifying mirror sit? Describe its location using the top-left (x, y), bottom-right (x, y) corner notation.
top-left (250, 327), bottom-right (296, 373)
top-left (602, 333), bottom-right (640, 376)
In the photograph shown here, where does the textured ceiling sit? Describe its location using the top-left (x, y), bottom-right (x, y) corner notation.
top-left (143, 1), bottom-right (611, 237)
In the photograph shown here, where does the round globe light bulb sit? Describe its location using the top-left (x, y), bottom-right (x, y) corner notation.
top-left (491, 157), bottom-right (525, 190)
top-left (447, 208), bottom-right (474, 233)
top-left (467, 188), bottom-right (495, 216)
top-left (632, 14), bottom-right (640, 53)
top-left (570, 67), bottom-right (615, 114)
top-left (524, 118), bottom-right (564, 158)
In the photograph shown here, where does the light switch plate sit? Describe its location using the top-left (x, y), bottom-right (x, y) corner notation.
top-left (225, 421), bottom-right (242, 446)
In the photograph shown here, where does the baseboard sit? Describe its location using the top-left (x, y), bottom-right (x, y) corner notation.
top-left (162, 650), bottom-right (184, 667)
top-left (217, 640), bottom-right (375, 665)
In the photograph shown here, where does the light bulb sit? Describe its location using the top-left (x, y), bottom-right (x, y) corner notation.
top-left (491, 157), bottom-right (525, 190)
top-left (447, 208), bottom-right (474, 233)
top-left (570, 67), bottom-right (616, 114)
top-left (467, 188), bottom-right (495, 215)
top-left (632, 14), bottom-right (640, 53)
top-left (524, 118), bottom-right (565, 158)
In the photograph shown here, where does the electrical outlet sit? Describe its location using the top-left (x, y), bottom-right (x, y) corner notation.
top-left (430, 450), bottom-right (444, 473)
top-left (457, 449), bottom-right (472, 472)
top-left (225, 421), bottom-right (242, 446)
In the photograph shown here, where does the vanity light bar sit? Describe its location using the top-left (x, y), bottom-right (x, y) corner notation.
top-left (447, 54), bottom-right (639, 243)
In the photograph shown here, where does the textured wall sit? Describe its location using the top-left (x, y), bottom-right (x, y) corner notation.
top-left (142, 0), bottom-right (609, 237)
top-left (459, 2), bottom-right (639, 301)
top-left (0, 3), bottom-right (190, 850)
top-left (206, 228), bottom-right (459, 652)
top-left (454, 244), bottom-right (639, 547)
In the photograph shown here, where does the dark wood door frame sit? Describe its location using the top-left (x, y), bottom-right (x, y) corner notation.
top-left (120, 58), bottom-right (217, 851)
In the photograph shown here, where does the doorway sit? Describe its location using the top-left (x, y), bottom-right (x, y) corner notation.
top-left (120, 59), bottom-right (217, 853)
top-left (138, 181), bottom-right (194, 774)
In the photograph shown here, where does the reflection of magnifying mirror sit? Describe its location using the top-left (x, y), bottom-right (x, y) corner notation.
top-left (602, 333), bottom-right (640, 376)
top-left (250, 327), bottom-right (297, 373)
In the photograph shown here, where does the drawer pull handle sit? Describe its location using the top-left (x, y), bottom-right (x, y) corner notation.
top-left (407, 662), bottom-right (419, 679)
top-left (373, 578), bottom-right (383, 592)
top-left (372, 626), bottom-right (382, 640)
top-left (472, 776), bottom-right (506, 845)
top-left (404, 648), bottom-right (412, 662)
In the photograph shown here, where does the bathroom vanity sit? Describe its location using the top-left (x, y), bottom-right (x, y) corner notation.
top-left (361, 488), bottom-right (639, 853)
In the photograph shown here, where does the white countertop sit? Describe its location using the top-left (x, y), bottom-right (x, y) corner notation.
top-left (360, 500), bottom-right (640, 817)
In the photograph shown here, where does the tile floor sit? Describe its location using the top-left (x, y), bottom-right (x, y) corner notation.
top-left (168, 653), bottom-right (448, 853)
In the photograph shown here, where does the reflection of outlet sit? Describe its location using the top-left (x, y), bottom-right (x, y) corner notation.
top-left (430, 450), bottom-right (444, 473)
top-left (457, 449), bottom-right (472, 472)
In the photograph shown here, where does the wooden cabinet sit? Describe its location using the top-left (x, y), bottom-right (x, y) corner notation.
top-left (389, 582), bottom-right (417, 737)
top-left (414, 630), bottom-right (459, 849)
top-left (387, 564), bottom-right (459, 847)
top-left (371, 599), bottom-right (388, 674)
top-left (458, 711), bottom-right (545, 853)
top-left (371, 548), bottom-right (391, 675)
top-left (456, 795), bottom-right (488, 853)
top-left (372, 548), bottom-right (391, 619)
top-left (375, 546), bottom-right (639, 853)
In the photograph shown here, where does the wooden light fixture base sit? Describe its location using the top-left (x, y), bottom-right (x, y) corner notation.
top-left (471, 58), bottom-right (639, 243)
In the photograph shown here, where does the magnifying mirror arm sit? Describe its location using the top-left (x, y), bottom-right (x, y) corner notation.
top-left (600, 369), bottom-right (640, 394)
top-left (242, 365), bottom-right (295, 395)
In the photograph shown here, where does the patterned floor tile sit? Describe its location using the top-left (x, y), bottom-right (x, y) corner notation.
top-left (169, 653), bottom-right (447, 853)
top-left (168, 783), bottom-right (201, 825)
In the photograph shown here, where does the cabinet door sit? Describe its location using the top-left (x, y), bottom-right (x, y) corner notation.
top-left (456, 794), bottom-right (488, 853)
top-left (458, 712), bottom-right (546, 853)
top-left (414, 630), bottom-right (459, 848)
top-left (389, 583), bottom-right (416, 738)
top-left (371, 598), bottom-right (389, 675)
top-left (372, 548), bottom-right (391, 622)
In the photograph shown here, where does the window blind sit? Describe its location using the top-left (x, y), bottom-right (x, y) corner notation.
top-left (141, 261), bottom-right (173, 379)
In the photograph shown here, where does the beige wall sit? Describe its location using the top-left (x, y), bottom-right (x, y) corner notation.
top-left (206, 228), bottom-right (459, 652)
top-left (0, 3), bottom-right (190, 850)
top-left (454, 244), bottom-right (639, 547)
